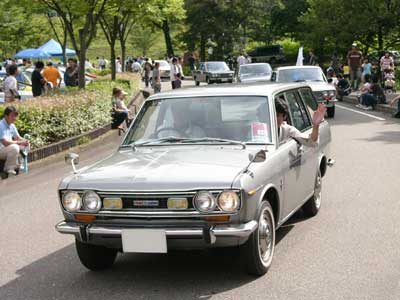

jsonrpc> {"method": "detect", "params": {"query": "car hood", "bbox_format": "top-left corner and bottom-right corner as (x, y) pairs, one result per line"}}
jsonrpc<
(209, 70), (234, 74)
(240, 75), (271, 82)
(304, 81), (335, 92)
(64, 147), (251, 191)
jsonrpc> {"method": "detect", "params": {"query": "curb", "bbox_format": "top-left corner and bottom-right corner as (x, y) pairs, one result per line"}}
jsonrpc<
(27, 90), (143, 163)
(342, 95), (397, 115)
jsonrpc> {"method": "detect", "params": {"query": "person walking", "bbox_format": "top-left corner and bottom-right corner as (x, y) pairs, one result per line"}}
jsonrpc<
(177, 57), (185, 80)
(31, 61), (46, 97)
(143, 58), (152, 88)
(152, 62), (162, 94)
(111, 87), (129, 130)
(347, 43), (363, 90)
(2, 64), (20, 102)
(42, 61), (62, 89)
(170, 57), (179, 89)
(188, 53), (196, 71)
(0, 106), (29, 176)
(65, 58), (79, 87)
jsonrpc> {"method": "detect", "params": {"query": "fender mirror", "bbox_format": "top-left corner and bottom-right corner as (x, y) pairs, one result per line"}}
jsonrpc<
(65, 153), (79, 174)
(248, 150), (266, 163)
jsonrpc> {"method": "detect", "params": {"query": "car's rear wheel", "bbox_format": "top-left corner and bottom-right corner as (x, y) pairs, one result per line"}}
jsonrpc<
(327, 105), (335, 118)
(241, 201), (275, 276)
(75, 239), (117, 271)
(302, 170), (322, 217)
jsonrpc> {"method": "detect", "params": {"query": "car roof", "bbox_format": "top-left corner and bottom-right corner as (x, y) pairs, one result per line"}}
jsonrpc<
(148, 82), (311, 100)
(276, 65), (322, 71)
(240, 63), (271, 67)
(201, 61), (227, 64)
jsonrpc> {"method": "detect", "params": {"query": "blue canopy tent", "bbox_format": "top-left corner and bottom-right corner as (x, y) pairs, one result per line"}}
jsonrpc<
(37, 39), (76, 57)
(15, 48), (52, 59)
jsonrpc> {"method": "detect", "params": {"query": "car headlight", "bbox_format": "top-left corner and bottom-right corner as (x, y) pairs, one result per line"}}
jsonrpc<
(194, 191), (216, 212)
(212, 74), (218, 77)
(82, 191), (102, 213)
(329, 90), (336, 97)
(62, 191), (82, 212)
(218, 191), (240, 212)
(322, 91), (329, 97)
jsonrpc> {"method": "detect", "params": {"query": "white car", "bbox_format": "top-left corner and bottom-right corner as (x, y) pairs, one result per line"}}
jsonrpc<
(272, 66), (337, 118)
(0, 71), (33, 103)
(154, 60), (171, 79)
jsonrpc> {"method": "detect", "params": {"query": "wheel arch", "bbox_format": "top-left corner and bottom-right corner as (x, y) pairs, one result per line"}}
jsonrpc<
(260, 185), (280, 226)
(319, 155), (327, 177)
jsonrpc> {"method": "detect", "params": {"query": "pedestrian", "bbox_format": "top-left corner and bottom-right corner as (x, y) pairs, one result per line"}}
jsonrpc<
(98, 56), (106, 70)
(174, 73), (182, 89)
(116, 57), (122, 73)
(0, 106), (29, 176)
(188, 53), (196, 71)
(31, 61), (46, 97)
(42, 61), (62, 89)
(177, 57), (185, 80)
(356, 75), (383, 110)
(347, 42), (363, 90)
(335, 74), (351, 100)
(111, 87), (129, 130)
(2, 64), (20, 102)
(361, 58), (372, 83)
(65, 58), (79, 87)
(143, 58), (152, 88)
(170, 57), (179, 89)
(380, 51), (394, 84)
(237, 53), (246, 66)
(152, 62), (161, 94)
(132, 58), (141, 73)
(308, 49), (317, 65)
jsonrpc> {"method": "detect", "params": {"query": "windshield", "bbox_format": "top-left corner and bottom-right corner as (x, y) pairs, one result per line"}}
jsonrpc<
(206, 62), (229, 72)
(156, 61), (169, 68)
(240, 64), (272, 76)
(123, 96), (272, 146)
(278, 68), (325, 82)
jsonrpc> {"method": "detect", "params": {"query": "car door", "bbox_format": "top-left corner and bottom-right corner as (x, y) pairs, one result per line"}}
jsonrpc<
(279, 90), (316, 217)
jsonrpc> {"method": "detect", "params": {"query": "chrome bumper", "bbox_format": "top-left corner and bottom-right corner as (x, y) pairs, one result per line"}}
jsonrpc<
(55, 221), (258, 244)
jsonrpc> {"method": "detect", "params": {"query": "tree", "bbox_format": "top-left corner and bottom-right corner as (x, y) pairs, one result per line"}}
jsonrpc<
(46, 10), (69, 66)
(41, 0), (107, 88)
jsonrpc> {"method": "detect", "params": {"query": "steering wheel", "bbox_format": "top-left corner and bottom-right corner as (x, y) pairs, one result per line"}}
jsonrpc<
(155, 127), (187, 138)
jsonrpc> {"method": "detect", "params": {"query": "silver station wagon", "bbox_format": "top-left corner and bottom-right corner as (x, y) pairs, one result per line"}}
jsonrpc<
(56, 83), (334, 275)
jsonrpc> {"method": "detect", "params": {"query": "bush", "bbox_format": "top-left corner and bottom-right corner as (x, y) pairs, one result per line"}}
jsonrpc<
(87, 68), (112, 76)
(1, 74), (139, 150)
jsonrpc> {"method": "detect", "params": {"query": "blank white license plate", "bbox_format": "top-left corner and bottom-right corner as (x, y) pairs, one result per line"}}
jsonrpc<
(121, 229), (167, 253)
(221, 78), (228, 82)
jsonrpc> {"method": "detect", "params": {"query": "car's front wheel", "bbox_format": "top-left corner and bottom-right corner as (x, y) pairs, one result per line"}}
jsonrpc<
(302, 170), (322, 217)
(75, 239), (118, 271)
(327, 105), (335, 118)
(241, 201), (275, 276)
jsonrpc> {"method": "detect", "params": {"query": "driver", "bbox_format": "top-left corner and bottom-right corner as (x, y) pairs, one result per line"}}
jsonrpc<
(158, 101), (206, 138)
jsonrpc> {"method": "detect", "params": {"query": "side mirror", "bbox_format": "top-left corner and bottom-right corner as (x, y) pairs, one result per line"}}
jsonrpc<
(248, 150), (266, 163)
(65, 153), (79, 174)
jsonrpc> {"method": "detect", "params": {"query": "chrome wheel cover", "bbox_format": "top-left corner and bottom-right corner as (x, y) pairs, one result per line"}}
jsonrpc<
(314, 173), (322, 209)
(257, 208), (274, 265)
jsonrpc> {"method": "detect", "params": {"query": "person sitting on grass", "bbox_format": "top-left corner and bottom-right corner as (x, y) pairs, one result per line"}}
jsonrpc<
(0, 106), (29, 176)
(111, 87), (130, 131)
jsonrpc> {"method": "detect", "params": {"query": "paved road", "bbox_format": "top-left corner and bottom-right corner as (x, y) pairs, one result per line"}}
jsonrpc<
(1, 84), (400, 299)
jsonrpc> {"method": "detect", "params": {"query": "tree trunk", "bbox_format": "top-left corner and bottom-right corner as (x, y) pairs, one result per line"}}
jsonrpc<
(200, 33), (206, 62)
(162, 20), (174, 57)
(110, 41), (116, 81)
(62, 29), (67, 67)
(377, 25), (384, 51)
(120, 43), (126, 72)
(78, 29), (87, 89)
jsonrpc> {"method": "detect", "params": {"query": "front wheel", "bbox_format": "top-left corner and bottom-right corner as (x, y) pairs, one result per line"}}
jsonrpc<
(241, 201), (275, 276)
(75, 239), (118, 271)
(327, 105), (335, 118)
(302, 170), (322, 217)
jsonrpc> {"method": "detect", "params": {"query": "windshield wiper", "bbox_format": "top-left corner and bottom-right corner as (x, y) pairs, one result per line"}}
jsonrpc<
(294, 79), (306, 82)
(135, 136), (185, 145)
(180, 137), (246, 149)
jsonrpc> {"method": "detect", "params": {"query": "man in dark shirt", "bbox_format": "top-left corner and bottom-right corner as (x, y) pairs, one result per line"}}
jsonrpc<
(335, 74), (351, 101)
(347, 43), (363, 90)
(65, 58), (78, 87)
(31, 61), (46, 97)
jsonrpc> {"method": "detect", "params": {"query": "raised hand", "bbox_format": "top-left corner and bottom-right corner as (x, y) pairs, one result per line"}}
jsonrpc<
(312, 104), (326, 127)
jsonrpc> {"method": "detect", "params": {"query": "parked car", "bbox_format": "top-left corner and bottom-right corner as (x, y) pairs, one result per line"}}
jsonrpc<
(192, 61), (234, 85)
(248, 45), (286, 65)
(154, 60), (171, 79)
(237, 63), (272, 83)
(56, 83), (334, 275)
(0, 71), (33, 103)
(271, 66), (337, 118)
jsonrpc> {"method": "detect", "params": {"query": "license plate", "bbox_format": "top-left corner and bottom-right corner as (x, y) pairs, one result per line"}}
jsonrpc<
(133, 200), (159, 207)
(221, 78), (228, 82)
(121, 229), (167, 253)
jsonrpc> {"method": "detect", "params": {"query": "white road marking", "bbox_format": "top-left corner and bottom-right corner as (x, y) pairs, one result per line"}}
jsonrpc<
(336, 104), (386, 121)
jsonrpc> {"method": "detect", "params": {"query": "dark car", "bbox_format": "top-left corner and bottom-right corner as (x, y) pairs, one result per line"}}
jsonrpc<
(248, 45), (286, 64)
(192, 61), (234, 85)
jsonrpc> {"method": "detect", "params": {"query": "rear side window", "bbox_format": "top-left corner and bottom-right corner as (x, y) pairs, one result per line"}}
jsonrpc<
(299, 88), (318, 117)
(285, 91), (312, 131)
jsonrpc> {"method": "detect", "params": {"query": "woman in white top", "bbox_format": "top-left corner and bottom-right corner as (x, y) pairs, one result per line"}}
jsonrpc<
(2, 65), (20, 103)
(111, 87), (129, 130)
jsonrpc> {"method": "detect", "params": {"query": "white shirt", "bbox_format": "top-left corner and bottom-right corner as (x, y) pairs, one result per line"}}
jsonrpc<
(132, 62), (141, 72)
(237, 55), (246, 65)
(170, 64), (178, 81)
(279, 122), (317, 147)
(177, 64), (184, 77)
(2, 76), (18, 98)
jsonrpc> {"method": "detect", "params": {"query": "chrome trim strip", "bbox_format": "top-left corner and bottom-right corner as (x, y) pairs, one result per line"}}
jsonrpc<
(55, 220), (258, 239)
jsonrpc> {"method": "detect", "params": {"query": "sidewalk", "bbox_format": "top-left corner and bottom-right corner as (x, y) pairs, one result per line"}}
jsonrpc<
(343, 91), (399, 115)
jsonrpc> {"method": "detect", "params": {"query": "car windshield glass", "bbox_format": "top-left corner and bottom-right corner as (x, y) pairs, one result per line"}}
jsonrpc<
(240, 64), (272, 76)
(123, 96), (272, 146)
(279, 68), (325, 82)
(206, 62), (229, 71)
(157, 61), (169, 68)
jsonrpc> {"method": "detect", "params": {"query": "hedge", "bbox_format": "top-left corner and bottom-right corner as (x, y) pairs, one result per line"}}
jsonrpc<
(0, 73), (139, 150)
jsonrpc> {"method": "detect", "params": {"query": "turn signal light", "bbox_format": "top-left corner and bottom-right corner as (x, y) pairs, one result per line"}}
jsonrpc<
(205, 215), (230, 222)
(74, 214), (96, 222)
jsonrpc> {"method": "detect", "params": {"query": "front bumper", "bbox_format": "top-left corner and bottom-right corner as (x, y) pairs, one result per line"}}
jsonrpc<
(55, 220), (258, 246)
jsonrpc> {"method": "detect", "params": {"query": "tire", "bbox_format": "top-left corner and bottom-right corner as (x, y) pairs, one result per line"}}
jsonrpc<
(195, 77), (200, 86)
(228, 80), (233, 83)
(241, 201), (275, 276)
(302, 170), (322, 217)
(75, 239), (117, 271)
(327, 105), (335, 118)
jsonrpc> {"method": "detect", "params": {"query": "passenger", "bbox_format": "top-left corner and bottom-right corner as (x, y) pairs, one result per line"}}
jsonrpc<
(275, 98), (326, 147)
